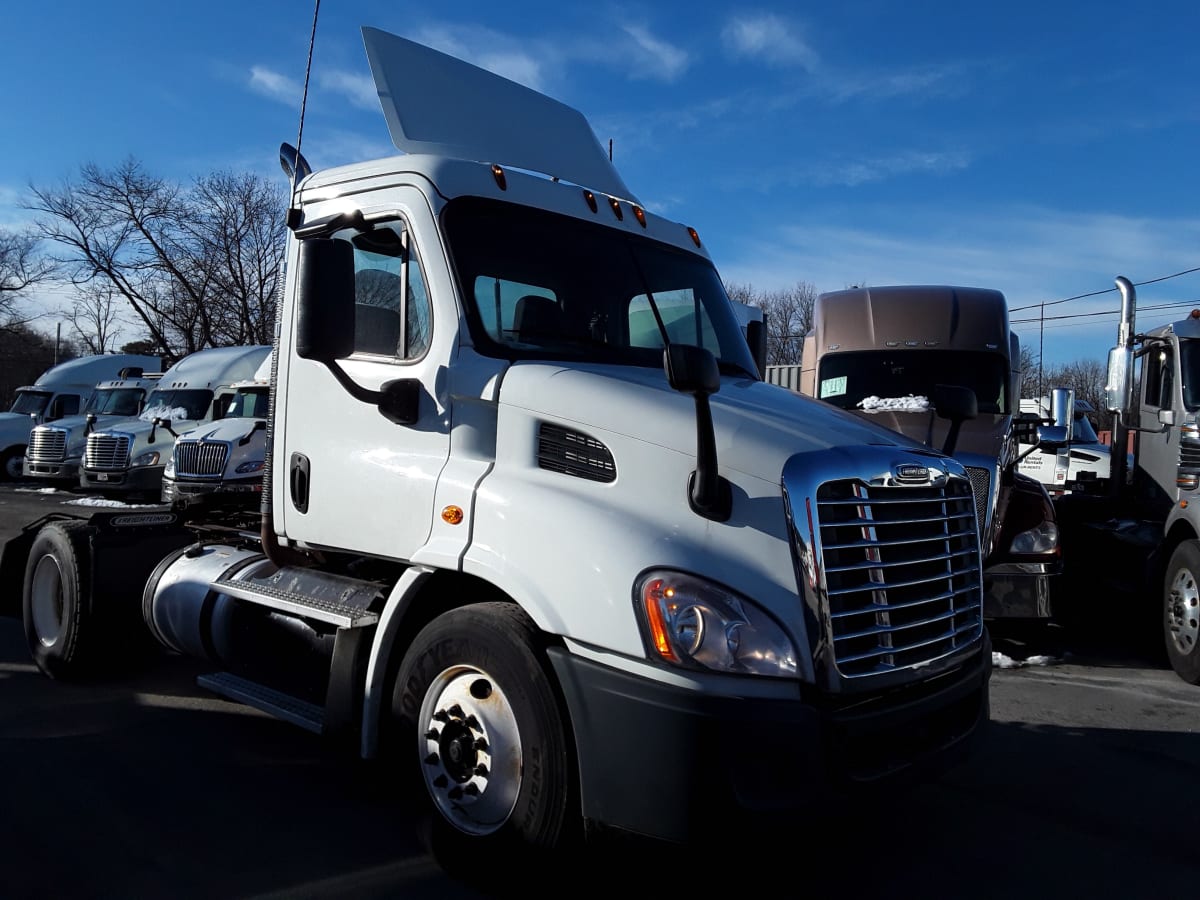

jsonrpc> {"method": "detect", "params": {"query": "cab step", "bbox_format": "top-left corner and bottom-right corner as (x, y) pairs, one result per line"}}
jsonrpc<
(210, 565), (381, 628)
(197, 671), (326, 734)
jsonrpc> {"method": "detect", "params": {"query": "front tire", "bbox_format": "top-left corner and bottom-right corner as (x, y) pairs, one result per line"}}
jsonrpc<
(1163, 541), (1200, 684)
(391, 602), (579, 861)
(22, 521), (97, 679)
(1, 447), (24, 481)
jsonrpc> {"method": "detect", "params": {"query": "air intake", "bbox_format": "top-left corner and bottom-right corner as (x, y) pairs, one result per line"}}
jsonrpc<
(537, 423), (615, 483)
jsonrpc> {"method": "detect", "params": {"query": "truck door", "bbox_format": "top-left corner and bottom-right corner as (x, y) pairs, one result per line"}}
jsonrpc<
(1137, 342), (1181, 514)
(280, 202), (448, 561)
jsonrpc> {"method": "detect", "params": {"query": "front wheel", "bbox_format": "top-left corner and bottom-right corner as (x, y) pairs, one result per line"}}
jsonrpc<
(1163, 542), (1200, 684)
(391, 602), (579, 861)
(1, 447), (24, 481)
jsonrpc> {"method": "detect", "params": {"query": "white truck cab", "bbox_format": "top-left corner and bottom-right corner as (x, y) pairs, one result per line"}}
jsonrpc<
(2, 28), (991, 855)
(80, 345), (271, 496)
(0, 354), (161, 481)
(161, 355), (271, 507)
(1017, 394), (1111, 495)
(24, 368), (164, 484)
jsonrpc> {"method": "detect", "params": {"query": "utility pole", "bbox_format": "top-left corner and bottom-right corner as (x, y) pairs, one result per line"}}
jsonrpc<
(54, 322), (61, 365)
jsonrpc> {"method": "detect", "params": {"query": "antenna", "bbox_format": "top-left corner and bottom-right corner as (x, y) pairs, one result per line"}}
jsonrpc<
(281, 1), (320, 229)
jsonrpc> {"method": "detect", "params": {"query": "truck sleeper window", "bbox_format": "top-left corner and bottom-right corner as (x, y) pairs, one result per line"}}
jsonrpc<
(444, 196), (757, 376)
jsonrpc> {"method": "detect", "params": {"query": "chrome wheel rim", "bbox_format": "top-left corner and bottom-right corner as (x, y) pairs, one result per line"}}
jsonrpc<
(30, 555), (65, 648)
(1168, 566), (1200, 657)
(418, 664), (521, 835)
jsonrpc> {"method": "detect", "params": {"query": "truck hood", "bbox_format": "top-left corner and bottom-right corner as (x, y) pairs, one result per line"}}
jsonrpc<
(0, 411), (35, 445)
(499, 363), (930, 482)
(847, 410), (1011, 468)
(97, 416), (205, 449)
(178, 418), (265, 445)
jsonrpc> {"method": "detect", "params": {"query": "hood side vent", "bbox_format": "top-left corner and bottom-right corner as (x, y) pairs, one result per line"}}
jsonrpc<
(537, 423), (616, 483)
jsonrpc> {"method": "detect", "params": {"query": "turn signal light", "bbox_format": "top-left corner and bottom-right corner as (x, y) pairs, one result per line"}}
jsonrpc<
(441, 505), (464, 525)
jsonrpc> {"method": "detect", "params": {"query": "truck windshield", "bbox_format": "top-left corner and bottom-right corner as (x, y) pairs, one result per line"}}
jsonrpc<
(10, 390), (52, 415)
(817, 350), (1010, 414)
(1180, 340), (1200, 411)
(226, 387), (269, 419)
(86, 388), (145, 417)
(442, 196), (758, 377)
(140, 389), (213, 422)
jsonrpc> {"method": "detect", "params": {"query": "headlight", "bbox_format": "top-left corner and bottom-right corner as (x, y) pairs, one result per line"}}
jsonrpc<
(634, 570), (797, 677)
(131, 450), (161, 468)
(235, 460), (265, 475)
(1009, 520), (1059, 554)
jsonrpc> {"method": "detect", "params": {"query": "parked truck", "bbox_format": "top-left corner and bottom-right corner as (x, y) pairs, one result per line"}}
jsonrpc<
(1016, 394), (1111, 496)
(1054, 276), (1200, 684)
(779, 285), (1066, 620)
(161, 355), (271, 508)
(0, 28), (992, 856)
(79, 345), (271, 498)
(0, 354), (161, 481)
(23, 367), (164, 485)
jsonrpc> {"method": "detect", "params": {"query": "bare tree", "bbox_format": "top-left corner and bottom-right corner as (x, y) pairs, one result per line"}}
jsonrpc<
(1018, 342), (1041, 400)
(28, 159), (286, 362)
(726, 280), (817, 366)
(66, 282), (125, 354)
(0, 228), (56, 335)
(1043, 357), (1111, 431)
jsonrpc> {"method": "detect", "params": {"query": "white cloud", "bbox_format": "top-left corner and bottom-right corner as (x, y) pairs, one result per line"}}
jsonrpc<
(248, 66), (302, 105)
(620, 24), (690, 81)
(412, 25), (547, 91)
(722, 13), (819, 69)
(319, 70), (378, 111)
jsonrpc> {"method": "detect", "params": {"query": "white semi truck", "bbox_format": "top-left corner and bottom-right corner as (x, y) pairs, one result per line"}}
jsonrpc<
(23, 367), (164, 485)
(1055, 276), (1200, 684)
(161, 355), (271, 507)
(79, 345), (271, 498)
(0, 28), (991, 855)
(1016, 394), (1111, 496)
(0, 354), (161, 481)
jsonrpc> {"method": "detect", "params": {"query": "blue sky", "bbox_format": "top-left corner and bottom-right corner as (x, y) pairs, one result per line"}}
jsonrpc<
(2, 1), (1197, 367)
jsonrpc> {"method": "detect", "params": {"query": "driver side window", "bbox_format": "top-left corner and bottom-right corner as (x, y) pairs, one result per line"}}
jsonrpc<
(351, 225), (431, 360)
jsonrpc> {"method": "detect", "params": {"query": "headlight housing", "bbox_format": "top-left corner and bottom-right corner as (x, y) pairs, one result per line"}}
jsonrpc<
(1008, 520), (1059, 554)
(634, 570), (797, 677)
(235, 460), (265, 475)
(131, 450), (161, 468)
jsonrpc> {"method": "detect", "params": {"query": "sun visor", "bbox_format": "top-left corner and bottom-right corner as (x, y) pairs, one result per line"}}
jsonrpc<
(361, 27), (637, 202)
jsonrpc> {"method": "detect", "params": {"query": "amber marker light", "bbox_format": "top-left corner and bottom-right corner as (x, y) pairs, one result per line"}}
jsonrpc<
(608, 197), (623, 220)
(491, 164), (507, 190)
(441, 505), (464, 525)
(632, 206), (647, 228)
(687, 226), (701, 247)
(583, 190), (598, 212)
(642, 578), (679, 662)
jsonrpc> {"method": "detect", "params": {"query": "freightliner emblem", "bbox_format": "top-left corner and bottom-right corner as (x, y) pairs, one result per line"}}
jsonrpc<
(894, 463), (931, 484)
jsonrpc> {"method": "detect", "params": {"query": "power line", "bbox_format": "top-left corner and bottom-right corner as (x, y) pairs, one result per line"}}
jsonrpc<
(1012, 298), (1200, 325)
(1010, 265), (1200, 313)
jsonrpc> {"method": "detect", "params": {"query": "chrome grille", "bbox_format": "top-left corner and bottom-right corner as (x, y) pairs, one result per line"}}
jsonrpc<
(28, 427), (68, 463)
(817, 477), (983, 678)
(85, 434), (131, 470)
(964, 466), (991, 543)
(173, 440), (230, 478)
(1180, 439), (1200, 469)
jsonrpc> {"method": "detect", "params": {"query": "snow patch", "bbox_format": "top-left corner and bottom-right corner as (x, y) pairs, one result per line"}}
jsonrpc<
(993, 651), (1061, 669)
(15, 487), (61, 495)
(64, 497), (161, 509)
(857, 395), (931, 412)
(140, 404), (190, 423)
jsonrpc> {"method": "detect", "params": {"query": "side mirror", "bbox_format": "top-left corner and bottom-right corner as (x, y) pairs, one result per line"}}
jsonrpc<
(932, 384), (977, 457)
(296, 238), (356, 363)
(745, 319), (767, 378)
(663, 344), (729, 521)
(665, 344), (720, 396)
(1035, 424), (1070, 450)
(1105, 346), (1132, 414)
(1049, 387), (1075, 441)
